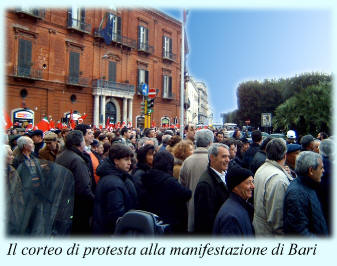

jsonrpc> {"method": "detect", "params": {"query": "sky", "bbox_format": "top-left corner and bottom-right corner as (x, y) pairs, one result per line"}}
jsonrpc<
(162, 8), (332, 123)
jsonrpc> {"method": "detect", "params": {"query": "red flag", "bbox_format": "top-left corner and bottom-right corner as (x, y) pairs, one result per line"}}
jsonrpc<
(3, 110), (12, 130)
(56, 121), (62, 129)
(176, 123), (180, 129)
(37, 117), (49, 132)
(170, 124), (174, 129)
(105, 117), (110, 129)
(122, 121), (126, 128)
(127, 121), (132, 128)
(152, 121), (156, 128)
(49, 119), (55, 130)
(99, 125), (103, 130)
(80, 113), (88, 120)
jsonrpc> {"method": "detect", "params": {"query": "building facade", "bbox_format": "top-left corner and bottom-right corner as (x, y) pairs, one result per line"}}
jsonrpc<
(196, 81), (209, 125)
(184, 75), (199, 125)
(6, 8), (182, 129)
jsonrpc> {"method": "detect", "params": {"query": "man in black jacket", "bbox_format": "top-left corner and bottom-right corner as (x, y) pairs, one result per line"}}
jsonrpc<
(242, 130), (262, 169)
(55, 130), (95, 234)
(194, 143), (230, 234)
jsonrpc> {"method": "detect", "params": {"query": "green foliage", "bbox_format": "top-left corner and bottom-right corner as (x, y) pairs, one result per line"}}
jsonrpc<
(273, 81), (332, 136)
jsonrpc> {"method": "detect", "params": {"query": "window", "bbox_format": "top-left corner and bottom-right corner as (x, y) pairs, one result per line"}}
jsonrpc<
(69, 7), (86, 30)
(108, 61), (116, 82)
(138, 26), (148, 50)
(18, 39), (32, 76)
(69, 51), (80, 84)
(162, 75), (172, 98)
(162, 36), (172, 59)
(137, 69), (149, 94)
(107, 13), (121, 41)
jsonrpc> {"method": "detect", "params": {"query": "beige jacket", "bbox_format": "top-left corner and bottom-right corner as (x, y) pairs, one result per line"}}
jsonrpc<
(253, 159), (293, 236)
(179, 147), (209, 232)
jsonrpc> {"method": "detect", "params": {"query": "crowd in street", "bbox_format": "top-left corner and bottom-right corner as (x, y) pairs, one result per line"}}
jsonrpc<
(5, 123), (333, 236)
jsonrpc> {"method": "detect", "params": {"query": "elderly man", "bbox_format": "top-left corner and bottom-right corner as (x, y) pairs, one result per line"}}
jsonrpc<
(253, 138), (293, 236)
(55, 130), (95, 234)
(213, 165), (255, 236)
(284, 151), (328, 236)
(38, 132), (60, 161)
(12, 136), (36, 169)
(300, 134), (315, 151)
(194, 143), (230, 234)
(179, 129), (214, 233)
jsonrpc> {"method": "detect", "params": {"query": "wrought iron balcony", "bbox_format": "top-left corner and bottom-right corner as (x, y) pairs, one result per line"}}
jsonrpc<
(67, 13), (91, 33)
(16, 8), (45, 19)
(93, 79), (135, 94)
(162, 50), (176, 61)
(94, 28), (137, 49)
(138, 42), (154, 54)
(66, 75), (89, 87)
(12, 65), (42, 80)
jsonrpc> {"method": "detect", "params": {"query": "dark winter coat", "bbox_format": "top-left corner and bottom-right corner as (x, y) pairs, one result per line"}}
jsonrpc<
(242, 143), (260, 169)
(284, 175), (328, 236)
(131, 162), (151, 209)
(142, 169), (192, 233)
(317, 155), (331, 232)
(194, 166), (229, 234)
(92, 158), (138, 234)
(250, 150), (266, 174)
(55, 147), (95, 234)
(213, 192), (254, 236)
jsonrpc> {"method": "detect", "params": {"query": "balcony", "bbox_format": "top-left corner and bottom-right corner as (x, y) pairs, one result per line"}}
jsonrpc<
(11, 65), (42, 81)
(94, 28), (137, 49)
(162, 50), (176, 62)
(67, 13), (91, 34)
(66, 75), (89, 87)
(93, 79), (135, 97)
(138, 42), (154, 54)
(16, 8), (45, 19)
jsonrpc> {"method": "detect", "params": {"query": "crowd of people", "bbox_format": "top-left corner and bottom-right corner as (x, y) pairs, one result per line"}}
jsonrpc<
(5, 123), (333, 237)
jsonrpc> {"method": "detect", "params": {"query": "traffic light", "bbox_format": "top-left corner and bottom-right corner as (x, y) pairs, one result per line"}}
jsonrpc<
(140, 100), (146, 115)
(147, 99), (154, 113)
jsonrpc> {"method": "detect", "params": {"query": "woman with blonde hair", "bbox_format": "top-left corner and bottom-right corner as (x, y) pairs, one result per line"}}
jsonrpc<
(172, 140), (194, 179)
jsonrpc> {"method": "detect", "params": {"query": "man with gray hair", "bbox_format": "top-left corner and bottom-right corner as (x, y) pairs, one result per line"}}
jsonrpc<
(317, 139), (333, 232)
(194, 142), (230, 234)
(179, 129), (214, 233)
(283, 151), (328, 236)
(253, 138), (293, 236)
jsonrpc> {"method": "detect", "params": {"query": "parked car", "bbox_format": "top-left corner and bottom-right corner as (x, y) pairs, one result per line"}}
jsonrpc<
(270, 133), (286, 139)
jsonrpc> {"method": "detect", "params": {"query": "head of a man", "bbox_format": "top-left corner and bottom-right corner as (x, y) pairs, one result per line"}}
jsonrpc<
(153, 150), (174, 176)
(226, 166), (254, 200)
(286, 130), (297, 144)
(17, 136), (34, 154)
(65, 130), (85, 152)
(295, 151), (324, 183)
(44, 132), (58, 152)
(184, 124), (196, 142)
(195, 129), (213, 148)
(251, 130), (262, 144)
(266, 138), (287, 165)
(109, 143), (134, 172)
(224, 139), (237, 160)
(319, 139), (333, 158)
(286, 144), (301, 170)
(300, 135), (315, 152)
(75, 124), (93, 146)
(216, 132), (224, 143)
(121, 127), (131, 140)
(208, 143), (230, 173)
(31, 130), (44, 144)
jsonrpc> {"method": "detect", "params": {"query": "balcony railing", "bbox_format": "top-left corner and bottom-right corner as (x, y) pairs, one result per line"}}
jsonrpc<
(16, 8), (45, 19)
(67, 13), (91, 33)
(162, 50), (176, 61)
(138, 42), (154, 54)
(66, 75), (89, 87)
(12, 65), (42, 80)
(94, 29), (137, 49)
(93, 79), (135, 94)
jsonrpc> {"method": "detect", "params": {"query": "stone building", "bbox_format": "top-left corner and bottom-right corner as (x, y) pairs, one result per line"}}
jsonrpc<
(6, 8), (182, 129)
(196, 81), (209, 125)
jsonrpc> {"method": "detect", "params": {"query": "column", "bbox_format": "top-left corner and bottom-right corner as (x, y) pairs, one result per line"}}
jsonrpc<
(128, 98), (133, 126)
(93, 95), (99, 127)
(123, 97), (127, 123)
(102, 95), (106, 127)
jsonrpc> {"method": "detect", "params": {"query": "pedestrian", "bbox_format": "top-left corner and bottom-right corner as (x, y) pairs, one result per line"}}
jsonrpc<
(30, 129), (45, 157)
(172, 140), (194, 179)
(179, 129), (214, 233)
(142, 150), (192, 233)
(284, 151), (328, 236)
(242, 130), (262, 169)
(92, 143), (137, 234)
(194, 143), (230, 234)
(300, 134), (315, 151)
(39, 132), (60, 162)
(286, 130), (297, 144)
(213, 165), (254, 236)
(253, 138), (293, 236)
(285, 143), (301, 179)
(249, 136), (273, 174)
